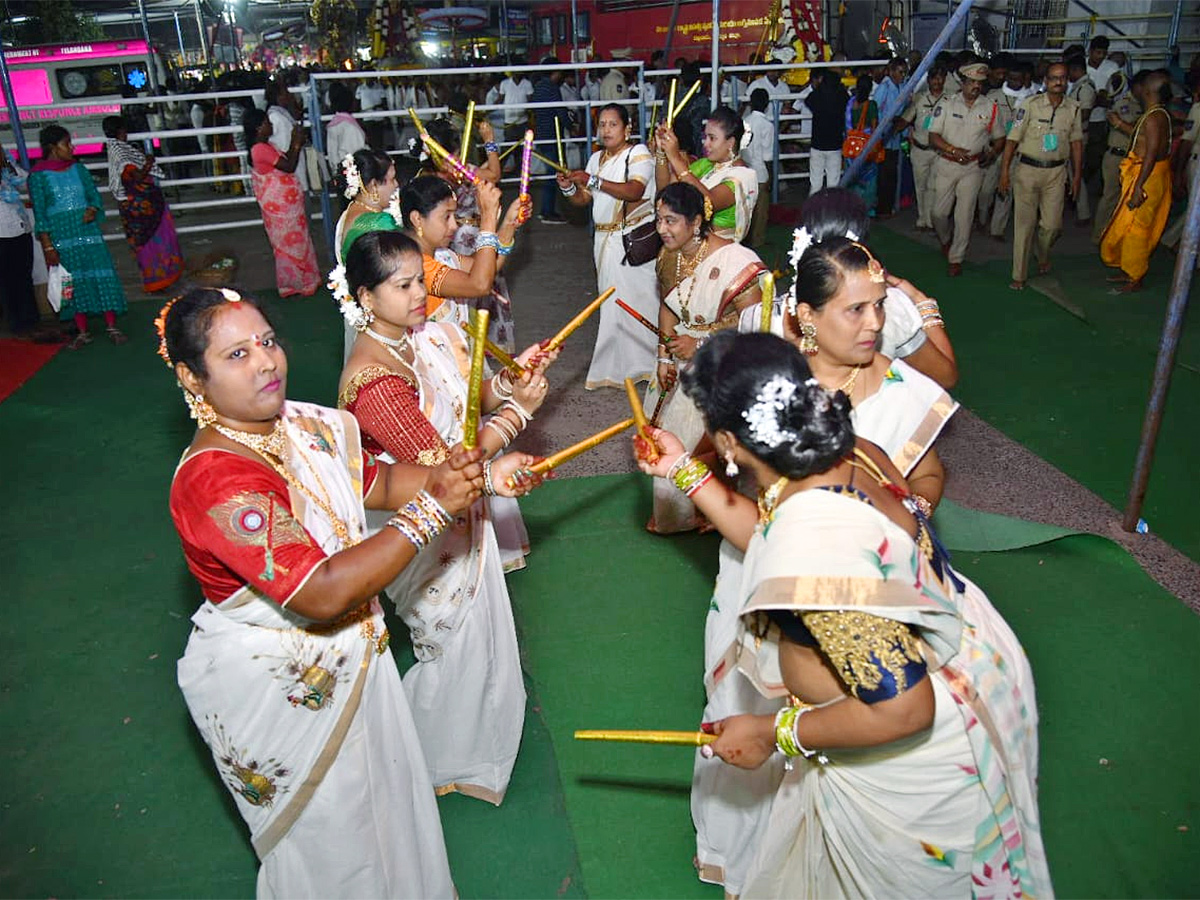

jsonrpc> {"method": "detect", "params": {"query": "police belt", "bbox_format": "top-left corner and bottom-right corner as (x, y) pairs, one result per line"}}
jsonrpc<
(939, 150), (981, 165)
(1018, 155), (1066, 169)
(1107, 146), (1127, 157)
(910, 137), (930, 150)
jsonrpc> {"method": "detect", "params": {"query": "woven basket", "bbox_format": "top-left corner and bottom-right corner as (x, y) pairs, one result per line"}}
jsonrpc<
(187, 252), (239, 287)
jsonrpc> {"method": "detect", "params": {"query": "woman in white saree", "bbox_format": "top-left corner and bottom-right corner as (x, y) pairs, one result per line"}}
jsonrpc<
(556, 103), (659, 389)
(336, 231), (555, 805)
(646, 182), (765, 534)
(655, 104), (759, 242)
(695, 234), (958, 895)
(636, 331), (1051, 900)
(163, 287), (537, 897)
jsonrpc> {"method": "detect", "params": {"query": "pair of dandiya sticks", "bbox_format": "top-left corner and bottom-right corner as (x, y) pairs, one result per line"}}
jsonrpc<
(460, 286), (657, 478)
(613, 268), (777, 341)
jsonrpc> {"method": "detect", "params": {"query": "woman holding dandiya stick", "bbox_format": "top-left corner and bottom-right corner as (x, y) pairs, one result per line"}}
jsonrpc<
(634, 331), (1050, 900)
(411, 118), (516, 351)
(556, 103), (660, 391)
(693, 223), (960, 896)
(163, 285), (491, 897)
(645, 183), (765, 534)
(335, 230), (554, 804)
(402, 174), (528, 352)
(654, 104), (760, 242)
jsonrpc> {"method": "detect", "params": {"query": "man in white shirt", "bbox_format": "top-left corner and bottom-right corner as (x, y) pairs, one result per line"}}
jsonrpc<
(498, 70), (534, 145)
(747, 69), (791, 116)
(741, 89), (775, 247)
(1085, 36), (1120, 214)
(355, 77), (386, 113)
(599, 61), (628, 102)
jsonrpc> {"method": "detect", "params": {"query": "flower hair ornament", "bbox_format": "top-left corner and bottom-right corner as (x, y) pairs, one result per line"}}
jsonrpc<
(703, 196), (714, 222)
(327, 264), (372, 331)
(342, 153), (363, 200)
(785, 227), (869, 314)
(386, 189), (404, 226)
(742, 375), (800, 448)
(153, 297), (179, 367)
(407, 136), (429, 163)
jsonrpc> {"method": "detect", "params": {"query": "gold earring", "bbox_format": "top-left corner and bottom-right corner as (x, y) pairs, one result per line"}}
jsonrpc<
(184, 389), (218, 428)
(724, 450), (739, 478)
(799, 322), (819, 356)
(416, 222), (424, 239)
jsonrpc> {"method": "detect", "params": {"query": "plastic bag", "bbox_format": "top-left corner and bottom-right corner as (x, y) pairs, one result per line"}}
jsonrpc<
(47, 263), (74, 313)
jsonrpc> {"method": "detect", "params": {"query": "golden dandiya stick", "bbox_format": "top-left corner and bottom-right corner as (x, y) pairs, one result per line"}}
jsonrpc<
(497, 141), (521, 162)
(530, 149), (570, 175)
(668, 80), (702, 127)
(462, 309), (490, 450)
(760, 270), (775, 333)
(554, 115), (565, 169)
(459, 100), (475, 161)
(484, 338), (526, 376)
(667, 78), (677, 126)
(525, 418), (635, 477)
(575, 729), (716, 746)
(648, 101), (659, 137)
(616, 298), (672, 343)
(625, 378), (659, 463)
(407, 106), (425, 134)
(546, 286), (616, 350)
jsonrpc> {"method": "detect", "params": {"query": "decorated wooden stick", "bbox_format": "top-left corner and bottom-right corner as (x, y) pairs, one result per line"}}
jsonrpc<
(407, 106), (425, 134)
(462, 309), (490, 450)
(668, 80), (702, 127)
(574, 729), (716, 746)
(420, 131), (480, 186)
(459, 99), (475, 161)
(530, 149), (570, 175)
(650, 389), (669, 426)
(625, 378), (659, 463)
(616, 298), (672, 343)
(523, 418), (635, 478)
(546, 287), (616, 350)
(666, 78), (677, 126)
(497, 141), (520, 162)
(760, 270), (775, 333)
(484, 338), (526, 377)
(648, 101), (659, 138)
(554, 115), (565, 169)
(518, 129), (534, 200)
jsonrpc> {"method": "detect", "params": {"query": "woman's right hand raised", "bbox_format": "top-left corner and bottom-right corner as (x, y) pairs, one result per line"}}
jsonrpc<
(422, 445), (485, 516)
(476, 179), (501, 216)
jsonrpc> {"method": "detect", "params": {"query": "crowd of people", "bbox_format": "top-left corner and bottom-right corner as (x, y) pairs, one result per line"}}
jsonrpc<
(5, 38), (1200, 899)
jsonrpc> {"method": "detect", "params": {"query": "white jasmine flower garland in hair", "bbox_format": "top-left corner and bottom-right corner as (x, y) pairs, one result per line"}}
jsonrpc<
(327, 264), (371, 331)
(785, 226), (860, 314)
(742, 375), (800, 448)
(386, 189), (403, 226)
(342, 154), (362, 199)
(407, 136), (429, 162)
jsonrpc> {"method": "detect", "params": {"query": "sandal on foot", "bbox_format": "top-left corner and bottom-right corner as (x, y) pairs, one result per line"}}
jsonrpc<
(67, 331), (93, 350)
(106, 327), (129, 345)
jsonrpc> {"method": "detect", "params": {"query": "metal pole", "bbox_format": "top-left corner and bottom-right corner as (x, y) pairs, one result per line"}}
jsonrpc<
(664, 0), (683, 61)
(309, 76), (337, 260)
(1167, 0), (1184, 63)
(1120, 156), (1200, 532)
(137, 0), (161, 92)
(841, 0), (975, 188)
(195, 0), (214, 82)
(710, 0), (720, 112)
(771, 98), (780, 203)
(571, 0), (578, 62)
(174, 11), (186, 60)
(0, 48), (30, 169)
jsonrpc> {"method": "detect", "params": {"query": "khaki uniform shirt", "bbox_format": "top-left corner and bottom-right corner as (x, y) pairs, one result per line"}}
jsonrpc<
(1106, 92), (1143, 152)
(928, 92), (1006, 154)
(1008, 94), (1084, 162)
(1068, 77), (1097, 120)
(902, 88), (946, 147)
(988, 87), (1019, 137)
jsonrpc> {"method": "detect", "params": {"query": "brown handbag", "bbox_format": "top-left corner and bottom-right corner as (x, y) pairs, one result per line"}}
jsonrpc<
(619, 148), (662, 267)
(842, 101), (887, 164)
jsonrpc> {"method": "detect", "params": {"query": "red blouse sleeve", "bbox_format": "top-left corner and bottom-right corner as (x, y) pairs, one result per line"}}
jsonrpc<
(251, 142), (280, 175)
(342, 368), (449, 466)
(169, 451), (329, 605)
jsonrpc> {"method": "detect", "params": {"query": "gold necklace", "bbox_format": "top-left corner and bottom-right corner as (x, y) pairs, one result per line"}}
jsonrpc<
(212, 418), (357, 549)
(757, 475), (789, 526)
(674, 237), (710, 324)
(835, 364), (862, 397)
(353, 196), (383, 212)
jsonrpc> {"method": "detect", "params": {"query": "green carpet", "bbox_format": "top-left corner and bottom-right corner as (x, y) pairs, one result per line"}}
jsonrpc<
(868, 226), (1200, 563)
(510, 474), (1200, 898)
(933, 498), (1080, 551)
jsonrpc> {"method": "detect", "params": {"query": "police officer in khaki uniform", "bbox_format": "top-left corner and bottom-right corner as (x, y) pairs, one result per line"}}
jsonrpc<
(899, 65), (948, 230)
(978, 74), (1019, 235)
(999, 61), (1084, 289)
(1092, 76), (1142, 243)
(1066, 55), (1098, 221)
(928, 62), (1007, 276)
